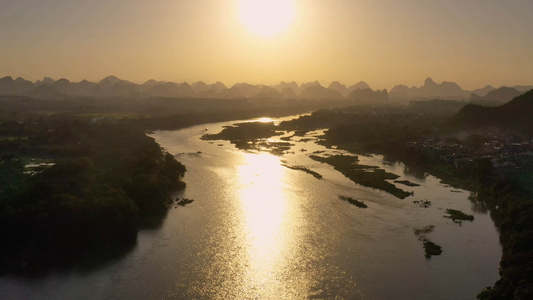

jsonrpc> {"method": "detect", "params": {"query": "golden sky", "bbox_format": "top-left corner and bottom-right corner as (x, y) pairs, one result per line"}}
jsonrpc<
(1, 0), (532, 90)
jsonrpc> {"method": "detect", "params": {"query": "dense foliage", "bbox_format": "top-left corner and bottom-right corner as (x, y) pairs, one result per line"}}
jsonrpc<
(0, 119), (185, 273)
(476, 179), (533, 299)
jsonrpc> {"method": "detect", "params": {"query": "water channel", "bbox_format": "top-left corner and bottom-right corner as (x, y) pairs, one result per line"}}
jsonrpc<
(0, 115), (501, 299)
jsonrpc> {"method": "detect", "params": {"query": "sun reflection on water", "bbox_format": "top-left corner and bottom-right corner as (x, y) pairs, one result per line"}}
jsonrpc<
(236, 152), (294, 296)
(240, 153), (285, 246)
(256, 117), (274, 123)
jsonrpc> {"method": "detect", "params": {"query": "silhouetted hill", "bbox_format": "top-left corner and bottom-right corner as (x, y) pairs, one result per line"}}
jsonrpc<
(470, 87), (522, 105)
(93, 76), (138, 97)
(419, 77), (468, 99)
(0, 76), (15, 94)
(217, 86), (241, 99)
(281, 87), (297, 99)
(35, 77), (56, 86)
(142, 79), (164, 89)
(178, 82), (194, 97)
(299, 85), (343, 100)
(390, 77), (469, 101)
(347, 88), (388, 103)
(30, 83), (61, 99)
(0, 77), (34, 95)
(15, 78), (35, 96)
(298, 81), (321, 95)
(514, 85), (533, 93)
(328, 81), (348, 96)
(471, 85), (495, 97)
(71, 79), (96, 96)
(274, 81), (299, 94)
(389, 84), (410, 100)
(52, 78), (72, 93)
(451, 89), (533, 133)
(191, 81), (209, 93)
(247, 86), (281, 99)
(232, 83), (262, 98)
(98, 75), (130, 85)
(212, 82), (227, 92)
(196, 82), (229, 98)
(347, 81), (370, 94)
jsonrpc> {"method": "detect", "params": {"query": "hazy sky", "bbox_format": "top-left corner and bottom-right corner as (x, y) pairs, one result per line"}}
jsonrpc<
(1, 0), (532, 90)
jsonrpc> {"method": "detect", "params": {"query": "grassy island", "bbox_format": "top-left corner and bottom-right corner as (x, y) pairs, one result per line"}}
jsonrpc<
(414, 225), (442, 258)
(339, 195), (368, 208)
(310, 154), (411, 199)
(394, 180), (421, 187)
(422, 240), (443, 257)
(201, 122), (294, 154)
(202, 122), (280, 145)
(282, 164), (322, 179)
(444, 209), (474, 221)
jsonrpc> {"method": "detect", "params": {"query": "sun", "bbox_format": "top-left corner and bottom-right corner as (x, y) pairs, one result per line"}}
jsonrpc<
(237, 0), (297, 38)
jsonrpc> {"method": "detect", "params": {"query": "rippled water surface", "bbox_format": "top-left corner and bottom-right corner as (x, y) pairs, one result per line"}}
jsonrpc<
(0, 116), (501, 299)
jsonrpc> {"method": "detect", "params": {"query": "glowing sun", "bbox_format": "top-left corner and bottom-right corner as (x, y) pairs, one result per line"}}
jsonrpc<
(237, 0), (297, 38)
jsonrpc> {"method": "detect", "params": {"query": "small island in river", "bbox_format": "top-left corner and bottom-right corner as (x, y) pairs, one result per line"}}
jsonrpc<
(339, 195), (368, 208)
(310, 155), (412, 199)
(394, 180), (421, 187)
(414, 225), (443, 258)
(444, 209), (474, 221)
(281, 164), (322, 179)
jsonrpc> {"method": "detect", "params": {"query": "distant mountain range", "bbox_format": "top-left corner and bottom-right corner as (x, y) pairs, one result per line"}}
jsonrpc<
(390, 77), (532, 101)
(0, 75), (531, 104)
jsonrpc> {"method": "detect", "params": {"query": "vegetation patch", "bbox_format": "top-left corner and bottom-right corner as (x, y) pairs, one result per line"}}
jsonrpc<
(175, 198), (194, 207)
(0, 121), (187, 274)
(201, 122), (293, 154)
(282, 164), (322, 179)
(339, 195), (368, 208)
(201, 121), (282, 144)
(310, 154), (411, 199)
(394, 180), (421, 187)
(413, 200), (432, 208)
(414, 225), (435, 236)
(422, 240), (443, 257)
(414, 225), (443, 258)
(444, 209), (474, 221)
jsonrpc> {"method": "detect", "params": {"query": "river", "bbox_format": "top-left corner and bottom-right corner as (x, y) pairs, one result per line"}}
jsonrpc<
(0, 115), (501, 299)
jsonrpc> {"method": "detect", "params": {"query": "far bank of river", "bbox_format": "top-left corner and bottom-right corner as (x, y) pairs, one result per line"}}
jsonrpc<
(0, 114), (501, 300)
